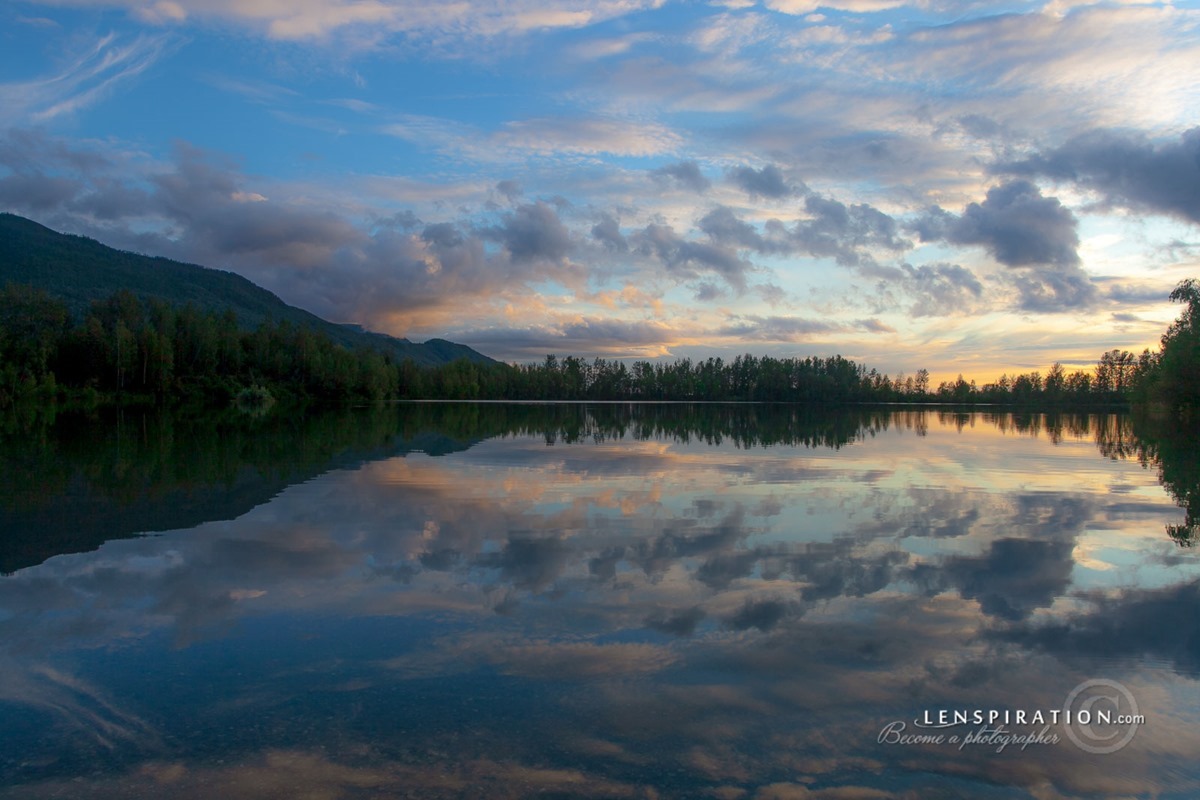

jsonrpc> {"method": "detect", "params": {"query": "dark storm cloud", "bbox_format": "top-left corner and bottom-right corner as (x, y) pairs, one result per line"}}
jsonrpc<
(627, 509), (752, 578)
(726, 164), (797, 200)
(917, 180), (1080, 268)
(651, 160), (711, 193)
(997, 128), (1200, 224)
(912, 180), (1094, 312)
(418, 548), (462, 571)
(696, 551), (761, 589)
(631, 222), (750, 291)
(145, 142), (364, 266)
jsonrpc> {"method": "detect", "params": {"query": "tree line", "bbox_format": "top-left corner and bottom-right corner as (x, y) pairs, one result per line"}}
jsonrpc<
(0, 280), (1196, 412)
(0, 286), (399, 407)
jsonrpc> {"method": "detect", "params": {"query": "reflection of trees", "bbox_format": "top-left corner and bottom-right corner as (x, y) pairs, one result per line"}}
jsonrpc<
(0, 405), (414, 572)
(395, 402), (898, 450)
(985, 410), (1132, 446)
(5, 402), (1194, 571)
(1122, 414), (1200, 547)
(1090, 411), (1199, 545)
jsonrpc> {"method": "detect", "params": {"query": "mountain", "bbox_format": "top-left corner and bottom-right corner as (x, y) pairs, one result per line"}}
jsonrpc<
(0, 213), (494, 367)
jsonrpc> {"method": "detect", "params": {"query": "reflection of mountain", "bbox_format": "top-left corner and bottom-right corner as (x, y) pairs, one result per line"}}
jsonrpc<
(2, 403), (1191, 573)
(0, 407), (481, 574)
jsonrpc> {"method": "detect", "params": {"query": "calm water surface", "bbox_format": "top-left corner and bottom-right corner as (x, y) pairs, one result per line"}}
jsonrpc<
(1, 403), (1197, 799)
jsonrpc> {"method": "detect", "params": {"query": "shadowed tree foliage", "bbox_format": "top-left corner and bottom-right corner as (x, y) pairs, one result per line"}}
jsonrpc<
(1132, 278), (1200, 415)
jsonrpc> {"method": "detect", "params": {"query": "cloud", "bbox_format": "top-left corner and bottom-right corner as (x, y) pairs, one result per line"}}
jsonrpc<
(0, 33), (174, 125)
(383, 113), (682, 162)
(725, 598), (793, 632)
(484, 201), (573, 263)
(454, 317), (678, 359)
(645, 606), (706, 637)
(913, 180), (1095, 312)
(790, 194), (907, 266)
(765, 0), (905, 13)
(494, 116), (682, 157)
(631, 222), (751, 291)
(698, 206), (771, 251)
(1007, 269), (1097, 313)
(857, 261), (984, 318)
(726, 164), (797, 200)
(43, 0), (664, 47)
(476, 535), (572, 593)
(996, 128), (1200, 224)
(494, 179), (523, 202)
(918, 180), (1080, 268)
(994, 579), (1200, 675)
(715, 314), (838, 342)
(911, 537), (1077, 621)
(698, 200), (908, 268)
(0, 132), (598, 334)
(0, 172), (81, 211)
(590, 212), (628, 253)
(651, 160), (711, 193)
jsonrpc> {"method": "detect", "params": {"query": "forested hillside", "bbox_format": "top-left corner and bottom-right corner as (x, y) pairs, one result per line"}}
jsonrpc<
(0, 213), (491, 368)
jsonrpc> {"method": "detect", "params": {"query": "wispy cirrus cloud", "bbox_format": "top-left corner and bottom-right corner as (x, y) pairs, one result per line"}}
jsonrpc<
(40, 0), (667, 46)
(0, 32), (175, 124)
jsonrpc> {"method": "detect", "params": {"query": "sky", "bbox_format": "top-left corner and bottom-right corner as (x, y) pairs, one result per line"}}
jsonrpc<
(1, 0), (1198, 381)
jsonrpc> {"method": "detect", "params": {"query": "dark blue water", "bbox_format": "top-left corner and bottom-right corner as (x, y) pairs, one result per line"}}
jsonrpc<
(1, 405), (1196, 798)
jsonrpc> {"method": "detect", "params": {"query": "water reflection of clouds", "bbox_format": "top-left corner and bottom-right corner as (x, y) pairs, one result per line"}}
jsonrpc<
(1, 414), (1197, 798)
(0, 423), (1188, 655)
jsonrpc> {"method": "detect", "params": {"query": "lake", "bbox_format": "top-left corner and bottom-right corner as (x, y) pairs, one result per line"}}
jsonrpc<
(1, 402), (1197, 799)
